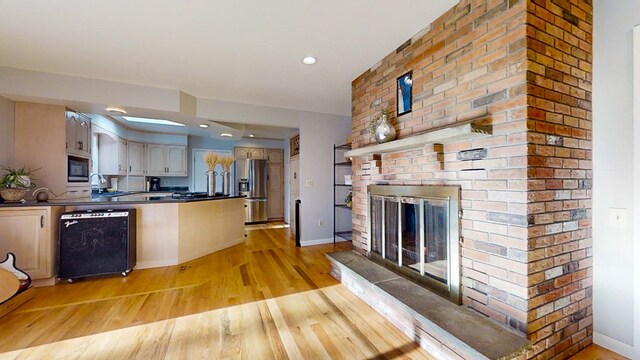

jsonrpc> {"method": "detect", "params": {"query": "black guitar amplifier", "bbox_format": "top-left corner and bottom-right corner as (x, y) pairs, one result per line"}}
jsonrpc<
(58, 209), (136, 281)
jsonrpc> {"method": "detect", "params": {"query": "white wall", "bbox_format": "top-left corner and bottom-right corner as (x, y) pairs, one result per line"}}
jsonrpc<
(298, 114), (351, 244)
(593, 1), (638, 357)
(0, 66), (181, 113)
(0, 96), (14, 167)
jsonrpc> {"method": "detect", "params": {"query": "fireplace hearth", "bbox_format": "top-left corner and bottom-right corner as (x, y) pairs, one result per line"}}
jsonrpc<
(367, 185), (461, 304)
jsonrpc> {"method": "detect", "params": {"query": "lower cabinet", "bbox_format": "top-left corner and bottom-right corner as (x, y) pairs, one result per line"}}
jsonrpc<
(0, 207), (63, 280)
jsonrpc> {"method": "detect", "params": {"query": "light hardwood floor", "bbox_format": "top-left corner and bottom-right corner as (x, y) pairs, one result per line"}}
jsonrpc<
(0, 223), (434, 359)
(569, 344), (630, 360)
(0, 222), (627, 360)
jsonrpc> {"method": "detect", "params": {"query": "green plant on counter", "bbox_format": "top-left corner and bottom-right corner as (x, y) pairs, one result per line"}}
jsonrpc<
(0, 166), (39, 188)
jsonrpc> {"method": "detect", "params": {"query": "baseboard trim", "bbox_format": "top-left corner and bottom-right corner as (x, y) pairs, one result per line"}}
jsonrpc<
(300, 237), (349, 246)
(593, 332), (634, 358)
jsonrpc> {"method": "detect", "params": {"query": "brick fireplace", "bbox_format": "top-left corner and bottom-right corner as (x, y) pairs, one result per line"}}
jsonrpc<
(346, 0), (592, 359)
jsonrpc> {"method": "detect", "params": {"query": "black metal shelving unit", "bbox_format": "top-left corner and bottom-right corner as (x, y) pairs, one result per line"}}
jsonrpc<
(333, 143), (352, 243)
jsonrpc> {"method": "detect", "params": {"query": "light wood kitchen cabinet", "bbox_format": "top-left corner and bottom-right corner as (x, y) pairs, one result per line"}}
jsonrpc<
(64, 186), (92, 199)
(146, 144), (166, 175)
(98, 134), (127, 175)
(0, 207), (63, 281)
(234, 147), (264, 159)
(266, 148), (285, 219)
(127, 141), (145, 175)
(118, 139), (128, 174)
(266, 148), (284, 163)
(146, 144), (187, 176)
(66, 111), (91, 157)
(166, 145), (187, 176)
(267, 163), (284, 219)
(15, 102), (90, 198)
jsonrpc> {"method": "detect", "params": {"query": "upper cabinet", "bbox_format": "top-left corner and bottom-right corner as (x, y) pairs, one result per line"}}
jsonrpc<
(146, 144), (187, 177)
(234, 147), (265, 159)
(146, 144), (166, 175)
(98, 134), (127, 175)
(127, 141), (145, 176)
(93, 124), (187, 178)
(166, 145), (187, 176)
(235, 147), (283, 163)
(266, 149), (284, 164)
(66, 111), (91, 158)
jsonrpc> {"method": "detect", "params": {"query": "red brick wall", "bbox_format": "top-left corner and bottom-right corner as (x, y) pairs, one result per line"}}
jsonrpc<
(524, 0), (593, 358)
(350, 0), (592, 359)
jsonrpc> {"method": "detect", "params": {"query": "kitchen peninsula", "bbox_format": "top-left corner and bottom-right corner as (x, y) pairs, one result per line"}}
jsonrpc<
(0, 195), (245, 286)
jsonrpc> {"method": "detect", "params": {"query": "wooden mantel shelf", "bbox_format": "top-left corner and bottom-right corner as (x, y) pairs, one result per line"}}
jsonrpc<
(345, 122), (492, 158)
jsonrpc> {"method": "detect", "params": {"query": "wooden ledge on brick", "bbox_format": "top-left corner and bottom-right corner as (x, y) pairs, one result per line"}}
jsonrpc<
(345, 121), (492, 158)
(327, 251), (530, 360)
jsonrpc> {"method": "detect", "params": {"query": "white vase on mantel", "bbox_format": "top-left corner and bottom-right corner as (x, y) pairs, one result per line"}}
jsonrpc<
(374, 114), (396, 144)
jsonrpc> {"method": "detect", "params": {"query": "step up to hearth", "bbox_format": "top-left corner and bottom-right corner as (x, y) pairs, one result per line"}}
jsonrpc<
(327, 251), (530, 360)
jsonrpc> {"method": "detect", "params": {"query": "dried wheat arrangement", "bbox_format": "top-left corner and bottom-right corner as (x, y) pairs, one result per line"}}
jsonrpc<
(204, 152), (219, 171)
(220, 156), (235, 172)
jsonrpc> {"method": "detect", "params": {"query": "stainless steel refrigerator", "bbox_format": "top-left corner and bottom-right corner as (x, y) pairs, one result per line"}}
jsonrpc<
(235, 159), (268, 223)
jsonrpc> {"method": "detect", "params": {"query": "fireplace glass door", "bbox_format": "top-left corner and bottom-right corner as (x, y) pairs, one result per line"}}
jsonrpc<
(423, 199), (448, 283)
(401, 199), (420, 273)
(368, 185), (460, 304)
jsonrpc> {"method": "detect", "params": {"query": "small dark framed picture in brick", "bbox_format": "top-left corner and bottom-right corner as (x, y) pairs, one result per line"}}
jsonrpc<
(397, 71), (412, 116)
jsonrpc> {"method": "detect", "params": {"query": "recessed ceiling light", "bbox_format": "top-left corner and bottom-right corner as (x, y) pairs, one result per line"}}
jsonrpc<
(106, 107), (127, 114)
(221, 133), (233, 137)
(199, 124), (209, 128)
(249, 134), (255, 138)
(123, 116), (185, 127)
(302, 56), (317, 65)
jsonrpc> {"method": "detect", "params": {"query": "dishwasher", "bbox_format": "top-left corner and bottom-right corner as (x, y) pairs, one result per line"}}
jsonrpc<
(58, 209), (136, 282)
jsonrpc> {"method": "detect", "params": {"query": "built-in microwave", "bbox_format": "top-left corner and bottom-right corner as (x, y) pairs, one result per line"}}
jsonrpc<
(67, 155), (89, 183)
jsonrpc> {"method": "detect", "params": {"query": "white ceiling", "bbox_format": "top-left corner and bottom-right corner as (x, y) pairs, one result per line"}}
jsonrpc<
(0, 0), (457, 118)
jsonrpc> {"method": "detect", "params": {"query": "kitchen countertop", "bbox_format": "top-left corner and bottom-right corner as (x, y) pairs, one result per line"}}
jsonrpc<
(0, 193), (245, 208)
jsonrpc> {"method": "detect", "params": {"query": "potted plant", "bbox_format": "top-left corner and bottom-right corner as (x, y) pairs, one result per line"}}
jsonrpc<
(0, 166), (39, 202)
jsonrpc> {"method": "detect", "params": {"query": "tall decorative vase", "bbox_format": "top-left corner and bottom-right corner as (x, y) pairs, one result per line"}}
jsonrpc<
(222, 171), (231, 196)
(206, 170), (217, 197)
(374, 114), (396, 143)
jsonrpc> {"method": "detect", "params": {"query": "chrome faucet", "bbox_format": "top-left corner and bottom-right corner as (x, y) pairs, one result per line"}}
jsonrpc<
(90, 173), (107, 193)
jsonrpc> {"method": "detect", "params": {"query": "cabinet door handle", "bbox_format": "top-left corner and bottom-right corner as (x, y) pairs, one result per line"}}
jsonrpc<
(129, 165), (132, 172)
(40, 215), (44, 228)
